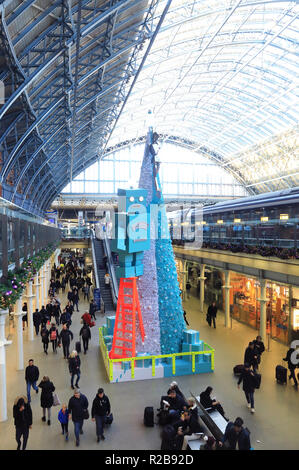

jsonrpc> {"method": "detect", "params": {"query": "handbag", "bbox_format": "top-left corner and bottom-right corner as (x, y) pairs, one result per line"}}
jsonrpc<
(83, 409), (89, 420)
(53, 392), (61, 406)
(104, 413), (113, 425)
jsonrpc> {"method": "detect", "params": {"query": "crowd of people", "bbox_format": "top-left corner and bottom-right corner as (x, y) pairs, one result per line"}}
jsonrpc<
(158, 381), (251, 451)
(13, 250), (113, 450)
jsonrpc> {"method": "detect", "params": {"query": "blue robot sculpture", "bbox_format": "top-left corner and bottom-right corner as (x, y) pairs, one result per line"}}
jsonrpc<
(111, 188), (150, 279)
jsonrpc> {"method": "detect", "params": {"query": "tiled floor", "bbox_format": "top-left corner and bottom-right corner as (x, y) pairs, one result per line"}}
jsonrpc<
(0, 286), (297, 450)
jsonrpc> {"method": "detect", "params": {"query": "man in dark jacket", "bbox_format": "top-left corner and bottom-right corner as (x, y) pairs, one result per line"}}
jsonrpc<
(79, 323), (91, 354)
(25, 359), (39, 403)
(207, 302), (217, 328)
(60, 310), (72, 328)
(244, 342), (258, 371)
(68, 389), (89, 447)
(252, 336), (265, 367)
(39, 306), (49, 328)
(59, 324), (74, 359)
(89, 299), (97, 320)
(283, 346), (298, 387)
(33, 309), (41, 335)
(161, 390), (187, 421)
(91, 388), (111, 442)
(219, 417), (251, 450)
(13, 396), (33, 450)
(237, 363), (256, 413)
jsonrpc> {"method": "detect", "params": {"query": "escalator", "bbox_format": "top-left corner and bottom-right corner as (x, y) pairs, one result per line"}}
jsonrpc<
(92, 237), (115, 314)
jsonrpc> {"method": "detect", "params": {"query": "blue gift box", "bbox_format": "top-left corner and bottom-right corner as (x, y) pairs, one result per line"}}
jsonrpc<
(182, 341), (204, 363)
(183, 329), (200, 344)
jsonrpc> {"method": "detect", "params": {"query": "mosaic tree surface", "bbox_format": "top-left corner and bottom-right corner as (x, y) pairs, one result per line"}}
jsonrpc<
(136, 129), (185, 355)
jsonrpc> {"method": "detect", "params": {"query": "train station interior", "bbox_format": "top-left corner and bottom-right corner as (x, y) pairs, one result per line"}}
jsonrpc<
(0, 0), (298, 453)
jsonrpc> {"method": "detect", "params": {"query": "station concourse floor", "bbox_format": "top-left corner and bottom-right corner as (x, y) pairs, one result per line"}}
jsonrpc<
(0, 289), (297, 451)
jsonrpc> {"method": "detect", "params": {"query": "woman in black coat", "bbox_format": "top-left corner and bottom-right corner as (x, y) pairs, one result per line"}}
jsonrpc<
(38, 376), (55, 425)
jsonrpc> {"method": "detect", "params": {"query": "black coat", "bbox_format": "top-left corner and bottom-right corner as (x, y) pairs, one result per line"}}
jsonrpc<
(68, 394), (88, 422)
(222, 422), (251, 450)
(25, 365), (39, 383)
(244, 347), (258, 366)
(59, 328), (73, 345)
(38, 380), (55, 408)
(199, 391), (214, 408)
(68, 355), (81, 374)
(41, 327), (49, 343)
(207, 305), (217, 317)
(33, 311), (41, 326)
(80, 325), (91, 340)
(13, 398), (32, 428)
(91, 394), (111, 417)
(238, 369), (255, 392)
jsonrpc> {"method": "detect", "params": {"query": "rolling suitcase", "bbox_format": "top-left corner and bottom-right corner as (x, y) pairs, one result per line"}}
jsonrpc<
(253, 372), (261, 389)
(275, 365), (287, 384)
(233, 364), (244, 376)
(144, 407), (154, 427)
(75, 341), (81, 354)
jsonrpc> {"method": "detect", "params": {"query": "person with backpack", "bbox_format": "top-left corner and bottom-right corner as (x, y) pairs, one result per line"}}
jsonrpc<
(91, 388), (111, 442)
(219, 417), (251, 450)
(237, 363), (256, 414)
(49, 323), (59, 353)
(40, 326), (50, 354)
(79, 322), (91, 354)
(68, 350), (81, 389)
(59, 324), (74, 359)
(13, 396), (33, 450)
(38, 376), (55, 426)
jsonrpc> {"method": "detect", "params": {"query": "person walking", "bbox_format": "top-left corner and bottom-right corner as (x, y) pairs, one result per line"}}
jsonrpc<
(13, 396), (32, 451)
(25, 359), (39, 403)
(67, 289), (74, 306)
(252, 335), (265, 368)
(81, 311), (93, 327)
(33, 308), (41, 336)
(60, 309), (72, 328)
(73, 288), (80, 312)
(68, 389), (89, 447)
(89, 299), (97, 321)
(219, 417), (251, 450)
(207, 302), (217, 328)
(40, 325), (50, 354)
(79, 322), (91, 354)
(49, 323), (59, 353)
(68, 350), (81, 389)
(58, 403), (69, 441)
(283, 346), (298, 387)
(244, 342), (259, 371)
(59, 323), (74, 359)
(39, 306), (49, 328)
(91, 388), (111, 442)
(237, 363), (256, 413)
(38, 376), (55, 425)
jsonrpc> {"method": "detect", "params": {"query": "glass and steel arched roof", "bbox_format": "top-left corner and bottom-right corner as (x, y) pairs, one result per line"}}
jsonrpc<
(0, 0), (298, 214)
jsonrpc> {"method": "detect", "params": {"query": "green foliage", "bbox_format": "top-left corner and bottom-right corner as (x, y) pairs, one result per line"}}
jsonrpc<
(0, 243), (59, 309)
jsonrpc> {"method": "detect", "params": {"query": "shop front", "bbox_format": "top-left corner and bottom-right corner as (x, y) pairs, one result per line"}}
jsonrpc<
(229, 272), (291, 345)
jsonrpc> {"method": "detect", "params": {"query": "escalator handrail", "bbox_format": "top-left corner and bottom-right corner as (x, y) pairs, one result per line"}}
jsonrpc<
(102, 234), (118, 307)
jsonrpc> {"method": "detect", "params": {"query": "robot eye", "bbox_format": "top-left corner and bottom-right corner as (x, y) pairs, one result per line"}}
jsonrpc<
(139, 196), (144, 202)
(129, 196), (135, 202)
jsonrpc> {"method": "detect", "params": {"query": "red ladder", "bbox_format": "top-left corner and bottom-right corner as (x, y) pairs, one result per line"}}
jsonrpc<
(109, 277), (145, 359)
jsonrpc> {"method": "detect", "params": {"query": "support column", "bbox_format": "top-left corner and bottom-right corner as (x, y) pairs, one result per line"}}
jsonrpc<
(40, 269), (45, 308)
(34, 273), (40, 310)
(222, 270), (231, 328)
(43, 264), (48, 304)
(0, 310), (9, 422)
(199, 264), (206, 313)
(26, 281), (35, 341)
(181, 261), (188, 302)
(259, 278), (267, 342)
(14, 298), (24, 370)
(0, 309), (11, 345)
(54, 248), (60, 266)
